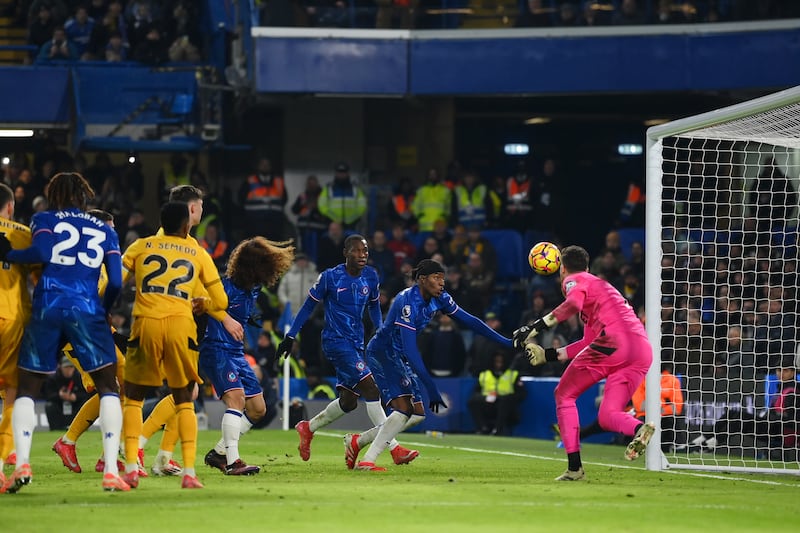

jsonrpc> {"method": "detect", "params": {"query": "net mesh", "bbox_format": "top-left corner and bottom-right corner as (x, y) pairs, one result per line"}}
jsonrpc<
(656, 110), (800, 473)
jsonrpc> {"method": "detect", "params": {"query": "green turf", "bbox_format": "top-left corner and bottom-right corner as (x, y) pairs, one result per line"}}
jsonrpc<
(2, 429), (798, 533)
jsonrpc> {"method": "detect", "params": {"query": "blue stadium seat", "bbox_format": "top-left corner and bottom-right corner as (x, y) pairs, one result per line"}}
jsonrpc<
(482, 229), (525, 280)
(617, 227), (645, 261)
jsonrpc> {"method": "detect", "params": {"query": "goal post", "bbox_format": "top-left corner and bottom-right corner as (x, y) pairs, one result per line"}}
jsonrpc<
(645, 86), (800, 475)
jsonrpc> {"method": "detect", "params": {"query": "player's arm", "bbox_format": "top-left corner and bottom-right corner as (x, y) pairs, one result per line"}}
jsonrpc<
(276, 294), (318, 358)
(4, 227), (52, 263)
(103, 250), (123, 313)
(449, 307), (511, 348)
(398, 323), (446, 412)
(367, 296), (383, 330)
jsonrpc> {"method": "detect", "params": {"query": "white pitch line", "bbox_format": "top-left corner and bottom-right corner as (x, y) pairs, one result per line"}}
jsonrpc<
(316, 431), (800, 488)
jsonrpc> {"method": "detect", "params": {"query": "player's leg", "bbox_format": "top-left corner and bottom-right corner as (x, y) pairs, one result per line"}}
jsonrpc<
(297, 346), (372, 461)
(121, 317), (162, 488)
(211, 359), (263, 475)
(553, 356), (602, 480)
(163, 316), (204, 488)
(144, 395), (182, 476)
(0, 316), (23, 474)
(357, 396), (414, 471)
(2, 315), (61, 493)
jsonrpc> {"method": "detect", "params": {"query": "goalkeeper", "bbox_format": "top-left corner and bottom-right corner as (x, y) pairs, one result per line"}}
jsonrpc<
(513, 245), (654, 481)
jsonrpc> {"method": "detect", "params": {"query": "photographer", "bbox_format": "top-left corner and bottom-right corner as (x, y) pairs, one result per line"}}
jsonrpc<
(44, 357), (89, 431)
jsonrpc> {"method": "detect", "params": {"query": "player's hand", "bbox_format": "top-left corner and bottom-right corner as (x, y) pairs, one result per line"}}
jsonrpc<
(512, 325), (533, 348)
(429, 396), (448, 413)
(276, 336), (294, 360)
(526, 343), (546, 366)
(191, 296), (210, 315)
(0, 234), (12, 262)
(221, 314), (243, 342)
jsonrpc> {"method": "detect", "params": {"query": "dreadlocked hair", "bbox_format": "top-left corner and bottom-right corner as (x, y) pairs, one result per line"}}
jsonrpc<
(227, 237), (295, 290)
(46, 172), (95, 211)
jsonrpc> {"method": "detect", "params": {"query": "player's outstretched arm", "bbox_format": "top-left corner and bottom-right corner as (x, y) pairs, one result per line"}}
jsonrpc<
(450, 307), (511, 348)
(512, 313), (558, 348)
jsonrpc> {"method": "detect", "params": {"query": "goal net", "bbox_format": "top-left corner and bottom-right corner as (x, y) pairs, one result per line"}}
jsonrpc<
(645, 86), (800, 475)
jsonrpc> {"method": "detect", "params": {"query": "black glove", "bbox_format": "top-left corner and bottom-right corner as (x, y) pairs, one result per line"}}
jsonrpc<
(429, 397), (448, 413)
(512, 325), (533, 349)
(276, 336), (294, 359)
(0, 234), (11, 262)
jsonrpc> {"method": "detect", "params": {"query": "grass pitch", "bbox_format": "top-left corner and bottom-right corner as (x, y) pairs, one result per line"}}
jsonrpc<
(2, 429), (798, 533)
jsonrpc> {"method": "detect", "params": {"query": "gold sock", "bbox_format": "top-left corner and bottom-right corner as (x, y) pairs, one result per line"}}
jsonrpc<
(175, 402), (197, 470)
(65, 393), (100, 442)
(0, 404), (13, 460)
(142, 395), (176, 439)
(160, 413), (180, 454)
(122, 398), (144, 468)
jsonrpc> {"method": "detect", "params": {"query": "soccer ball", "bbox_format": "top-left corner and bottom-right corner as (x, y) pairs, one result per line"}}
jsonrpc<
(528, 242), (561, 275)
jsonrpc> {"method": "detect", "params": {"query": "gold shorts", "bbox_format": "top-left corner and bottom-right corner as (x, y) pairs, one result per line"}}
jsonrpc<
(0, 317), (24, 389)
(124, 315), (201, 389)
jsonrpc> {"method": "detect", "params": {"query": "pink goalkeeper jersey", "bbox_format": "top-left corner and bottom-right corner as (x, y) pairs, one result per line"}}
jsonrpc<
(553, 271), (647, 342)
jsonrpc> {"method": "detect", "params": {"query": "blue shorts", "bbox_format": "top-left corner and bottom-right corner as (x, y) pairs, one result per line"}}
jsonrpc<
(324, 341), (371, 392)
(199, 344), (262, 398)
(366, 346), (422, 405)
(19, 307), (116, 375)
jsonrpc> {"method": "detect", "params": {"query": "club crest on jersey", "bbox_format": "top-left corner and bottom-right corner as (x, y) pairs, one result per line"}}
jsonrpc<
(564, 280), (577, 294)
(401, 305), (411, 322)
(360, 285), (369, 295)
(400, 377), (411, 388)
(356, 360), (366, 372)
(227, 371), (237, 382)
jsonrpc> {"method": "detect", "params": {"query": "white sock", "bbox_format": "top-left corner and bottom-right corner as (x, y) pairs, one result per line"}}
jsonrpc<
(99, 394), (123, 475)
(358, 413), (425, 449)
(366, 400), (401, 450)
(221, 409), (243, 465)
(12, 397), (35, 467)
(308, 399), (345, 433)
(62, 435), (75, 445)
(139, 435), (148, 449)
(240, 413), (254, 436)
(362, 411), (409, 464)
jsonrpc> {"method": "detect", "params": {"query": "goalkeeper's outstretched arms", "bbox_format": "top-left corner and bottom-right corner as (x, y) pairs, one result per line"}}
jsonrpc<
(512, 313), (558, 349)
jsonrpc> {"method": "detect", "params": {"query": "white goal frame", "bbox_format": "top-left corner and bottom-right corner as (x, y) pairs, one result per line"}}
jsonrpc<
(645, 85), (800, 475)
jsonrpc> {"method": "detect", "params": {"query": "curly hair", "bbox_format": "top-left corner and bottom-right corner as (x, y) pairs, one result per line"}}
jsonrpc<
(46, 172), (95, 211)
(227, 237), (295, 290)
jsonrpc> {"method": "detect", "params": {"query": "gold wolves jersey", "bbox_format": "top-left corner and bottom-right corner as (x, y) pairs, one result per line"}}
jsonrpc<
(123, 234), (226, 319)
(0, 217), (32, 321)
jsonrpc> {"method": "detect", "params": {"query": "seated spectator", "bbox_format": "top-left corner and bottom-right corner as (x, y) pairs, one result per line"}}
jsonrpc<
(691, 357), (797, 456)
(367, 229), (395, 284)
(198, 222), (229, 271)
(165, 0), (201, 62)
(613, 0), (647, 24)
(386, 222), (416, 271)
(132, 24), (167, 65)
(27, 3), (56, 61)
(468, 352), (526, 435)
(468, 311), (508, 376)
(420, 314), (466, 378)
(105, 30), (128, 61)
(292, 174), (330, 256)
(315, 220), (345, 271)
(44, 357), (89, 431)
(64, 4), (95, 59)
(277, 252), (319, 319)
(515, 0), (554, 27)
(305, 367), (336, 400)
(36, 25), (78, 62)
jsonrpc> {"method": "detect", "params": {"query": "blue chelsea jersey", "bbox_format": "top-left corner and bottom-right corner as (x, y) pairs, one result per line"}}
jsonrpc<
(204, 277), (260, 349)
(31, 208), (120, 315)
(309, 264), (380, 349)
(373, 285), (458, 355)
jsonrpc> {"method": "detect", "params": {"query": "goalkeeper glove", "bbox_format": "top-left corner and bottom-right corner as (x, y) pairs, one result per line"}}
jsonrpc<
(525, 344), (558, 366)
(513, 313), (558, 348)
